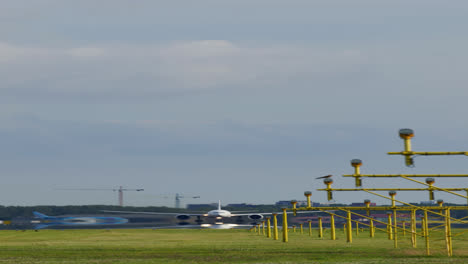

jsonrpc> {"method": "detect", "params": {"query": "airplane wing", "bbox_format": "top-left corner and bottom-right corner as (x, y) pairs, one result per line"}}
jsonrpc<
(231, 210), (325, 216)
(101, 210), (205, 216)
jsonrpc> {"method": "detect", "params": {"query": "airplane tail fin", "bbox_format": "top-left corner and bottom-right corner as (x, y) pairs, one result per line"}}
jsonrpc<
(33, 211), (54, 219)
(218, 200), (221, 210)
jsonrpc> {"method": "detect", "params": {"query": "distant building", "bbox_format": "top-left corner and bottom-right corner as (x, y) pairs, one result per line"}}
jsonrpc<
(275, 200), (306, 207)
(351, 202), (377, 206)
(226, 203), (255, 208)
(275, 200), (320, 207)
(275, 201), (292, 207)
(420, 200), (436, 205)
(186, 203), (217, 210)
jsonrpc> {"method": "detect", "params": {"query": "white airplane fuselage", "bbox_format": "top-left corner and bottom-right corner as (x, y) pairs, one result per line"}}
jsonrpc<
(207, 209), (232, 218)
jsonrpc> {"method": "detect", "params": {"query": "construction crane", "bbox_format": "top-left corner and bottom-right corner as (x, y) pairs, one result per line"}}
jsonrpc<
(56, 186), (144, 206)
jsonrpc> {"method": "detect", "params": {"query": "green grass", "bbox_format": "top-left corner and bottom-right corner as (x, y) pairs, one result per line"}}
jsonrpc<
(0, 228), (467, 263)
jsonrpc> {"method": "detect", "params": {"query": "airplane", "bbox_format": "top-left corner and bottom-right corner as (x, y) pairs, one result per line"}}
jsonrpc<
(32, 211), (129, 229)
(102, 200), (322, 223)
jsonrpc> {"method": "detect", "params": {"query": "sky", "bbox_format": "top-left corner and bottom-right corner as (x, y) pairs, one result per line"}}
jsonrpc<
(1, 0), (468, 207)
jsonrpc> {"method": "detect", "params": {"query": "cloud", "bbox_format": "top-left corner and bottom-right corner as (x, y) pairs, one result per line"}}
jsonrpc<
(0, 40), (368, 103)
(67, 47), (105, 58)
(0, 42), (50, 62)
(0, 114), (378, 158)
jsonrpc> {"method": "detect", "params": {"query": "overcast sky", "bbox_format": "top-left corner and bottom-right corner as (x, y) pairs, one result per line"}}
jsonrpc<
(1, 0), (468, 207)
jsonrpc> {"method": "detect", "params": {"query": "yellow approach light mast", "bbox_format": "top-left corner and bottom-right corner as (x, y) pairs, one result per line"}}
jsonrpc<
(388, 128), (468, 167)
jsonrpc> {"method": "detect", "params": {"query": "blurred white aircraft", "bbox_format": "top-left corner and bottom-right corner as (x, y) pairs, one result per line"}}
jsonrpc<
(103, 200), (319, 222)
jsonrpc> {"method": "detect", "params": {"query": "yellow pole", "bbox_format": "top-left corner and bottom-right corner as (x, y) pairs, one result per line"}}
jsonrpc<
(399, 128), (414, 167)
(282, 209), (288, 243)
(370, 219), (374, 238)
(293, 225), (296, 233)
(304, 191), (312, 208)
(330, 215), (336, 240)
(402, 221), (406, 237)
(272, 213), (279, 240)
(424, 211), (430, 255)
(437, 200), (444, 214)
(449, 214), (453, 257)
(351, 159), (362, 187)
(254, 225), (257, 233)
(445, 208), (449, 256)
(411, 209), (417, 248)
(258, 224), (261, 235)
(308, 221), (312, 236)
(389, 190), (398, 247)
(364, 199), (371, 216)
(421, 217), (425, 239)
(355, 221), (359, 236)
(300, 224), (303, 234)
(324, 179), (334, 201)
(393, 209), (398, 248)
(318, 217), (323, 238)
(346, 210), (352, 243)
(445, 209), (453, 257)
(266, 217), (271, 238)
(426, 178), (435, 200)
(466, 190), (468, 207)
(343, 223), (346, 234)
(354, 161), (361, 175)
(261, 221), (265, 236)
(404, 140), (413, 166)
(387, 213), (393, 240)
(389, 191), (397, 208)
(404, 137), (411, 152)
(291, 201), (298, 216)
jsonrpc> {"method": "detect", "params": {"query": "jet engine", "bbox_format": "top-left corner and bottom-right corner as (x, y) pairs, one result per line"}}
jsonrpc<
(176, 214), (191, 220)
(248, 214), (263, 220)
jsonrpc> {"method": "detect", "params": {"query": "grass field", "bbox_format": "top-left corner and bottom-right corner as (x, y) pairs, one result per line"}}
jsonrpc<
(0, 228), (468, 263)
